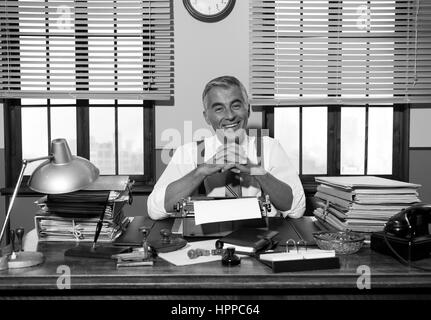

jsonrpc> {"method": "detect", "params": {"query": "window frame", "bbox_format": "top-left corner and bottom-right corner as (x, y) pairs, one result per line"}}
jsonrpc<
(2, 98), (156, 192)
(262, 103), (410, 195)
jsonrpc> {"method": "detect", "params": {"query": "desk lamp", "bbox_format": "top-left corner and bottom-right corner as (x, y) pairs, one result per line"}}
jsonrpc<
(0, 138), (100, 271)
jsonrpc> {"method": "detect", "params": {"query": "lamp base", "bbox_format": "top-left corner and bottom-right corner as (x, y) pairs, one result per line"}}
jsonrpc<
(65, 244), (131, 259)
(0, 251), (45, 270)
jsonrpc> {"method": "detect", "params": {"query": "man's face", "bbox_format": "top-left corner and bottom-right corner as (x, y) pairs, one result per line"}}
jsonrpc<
(203, 85), (249, 143)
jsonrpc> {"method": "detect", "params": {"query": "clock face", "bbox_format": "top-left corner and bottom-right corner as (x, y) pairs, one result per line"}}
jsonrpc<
(191, 0), (230, 15)
(183, 0), (236, 23)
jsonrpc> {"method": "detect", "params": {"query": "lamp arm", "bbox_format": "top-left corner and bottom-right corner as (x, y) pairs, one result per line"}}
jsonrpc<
(0, 156), (52, 245)
(25, 155), (53, 164)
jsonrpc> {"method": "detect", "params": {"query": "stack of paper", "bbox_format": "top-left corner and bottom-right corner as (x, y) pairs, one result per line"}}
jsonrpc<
(313, 176), (421, 234)
(34, 176), (132, 242)
(259, 249), (336, 262)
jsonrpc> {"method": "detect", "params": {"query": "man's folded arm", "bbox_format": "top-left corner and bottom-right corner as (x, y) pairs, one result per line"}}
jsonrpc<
(163, 168), (206, 213)
(147, 184), (170, 220)
(263, 139), (306, 219)
(276, 176), (306, 219)
(255, 167), (306, 219)
(253, 172), (294, 212)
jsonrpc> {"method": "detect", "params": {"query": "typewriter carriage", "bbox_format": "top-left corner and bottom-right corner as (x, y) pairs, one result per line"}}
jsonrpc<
(171, 195), (272, 237)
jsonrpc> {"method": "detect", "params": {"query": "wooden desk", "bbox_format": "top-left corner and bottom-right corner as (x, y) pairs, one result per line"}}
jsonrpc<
(1, 239), (431, 299)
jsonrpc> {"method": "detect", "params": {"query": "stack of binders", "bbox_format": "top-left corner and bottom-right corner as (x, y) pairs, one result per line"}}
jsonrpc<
(34, 176), (133, 242)
(313, 176), (421, 236)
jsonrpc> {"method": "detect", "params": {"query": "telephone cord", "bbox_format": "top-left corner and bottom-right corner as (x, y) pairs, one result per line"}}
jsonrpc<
(383, 232), (431, 272)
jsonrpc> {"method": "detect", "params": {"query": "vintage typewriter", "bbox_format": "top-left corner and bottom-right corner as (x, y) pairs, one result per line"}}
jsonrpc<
(171, 195), (272, 237)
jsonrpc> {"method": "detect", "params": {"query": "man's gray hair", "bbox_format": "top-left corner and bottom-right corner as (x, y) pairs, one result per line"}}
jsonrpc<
(202, 75), (249, 109)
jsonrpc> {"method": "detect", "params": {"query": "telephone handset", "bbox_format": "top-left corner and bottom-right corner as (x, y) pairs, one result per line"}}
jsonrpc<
(384, 203), (431, 239)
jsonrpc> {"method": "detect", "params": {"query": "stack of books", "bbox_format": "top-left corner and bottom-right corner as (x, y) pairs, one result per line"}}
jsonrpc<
(313, 176), (421, 234)
(34, 176), (132, 242)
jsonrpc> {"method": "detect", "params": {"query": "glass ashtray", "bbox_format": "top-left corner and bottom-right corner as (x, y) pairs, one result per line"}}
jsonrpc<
(312, 231), (365, 254)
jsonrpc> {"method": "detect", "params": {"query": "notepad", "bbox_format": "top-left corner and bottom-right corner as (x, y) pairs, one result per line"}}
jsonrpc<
(259, 249), (336, 262)
(258, 249), (340, 273)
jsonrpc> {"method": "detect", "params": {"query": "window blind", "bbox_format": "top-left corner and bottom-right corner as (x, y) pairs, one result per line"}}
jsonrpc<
(1, 0), (174, 100)
(250, 0), (431, 106)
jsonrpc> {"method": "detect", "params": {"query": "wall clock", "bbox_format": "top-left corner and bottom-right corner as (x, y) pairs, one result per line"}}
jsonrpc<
(183, 0), (236, 23)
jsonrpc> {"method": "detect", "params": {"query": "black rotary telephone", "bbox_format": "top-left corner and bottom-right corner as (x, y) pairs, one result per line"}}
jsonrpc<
(371, 203), (431, 270)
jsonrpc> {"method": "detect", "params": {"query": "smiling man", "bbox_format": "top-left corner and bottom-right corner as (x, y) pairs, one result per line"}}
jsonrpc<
(147, 76), (305, 220)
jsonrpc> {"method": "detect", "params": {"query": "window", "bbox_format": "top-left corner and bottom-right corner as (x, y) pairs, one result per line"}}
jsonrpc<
(1, 0), (174, 188)
(273, 105), (396, 176)
(272, 105), (401, 176)
(265, 105), (408, 192)
(4, 99), (155, 187)
(250, 1), (430, 189)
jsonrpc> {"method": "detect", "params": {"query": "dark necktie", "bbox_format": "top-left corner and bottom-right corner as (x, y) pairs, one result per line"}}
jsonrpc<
(225, 170), (242, 198)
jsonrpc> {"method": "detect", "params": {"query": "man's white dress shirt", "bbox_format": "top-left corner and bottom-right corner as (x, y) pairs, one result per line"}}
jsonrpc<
(147, 135), (306, 220)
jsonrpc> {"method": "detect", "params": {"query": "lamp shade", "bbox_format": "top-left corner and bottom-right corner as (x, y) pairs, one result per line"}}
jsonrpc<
(28, 138), (100, 194)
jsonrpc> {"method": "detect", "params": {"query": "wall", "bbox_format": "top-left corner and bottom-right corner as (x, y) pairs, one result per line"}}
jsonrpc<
(156, 0), (259, 149)
(409, 107), (431, 203)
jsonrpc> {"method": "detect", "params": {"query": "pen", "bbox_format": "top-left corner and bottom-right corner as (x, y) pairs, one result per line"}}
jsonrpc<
(92, 209), (105, 250)
(122, 217), (131, 230)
